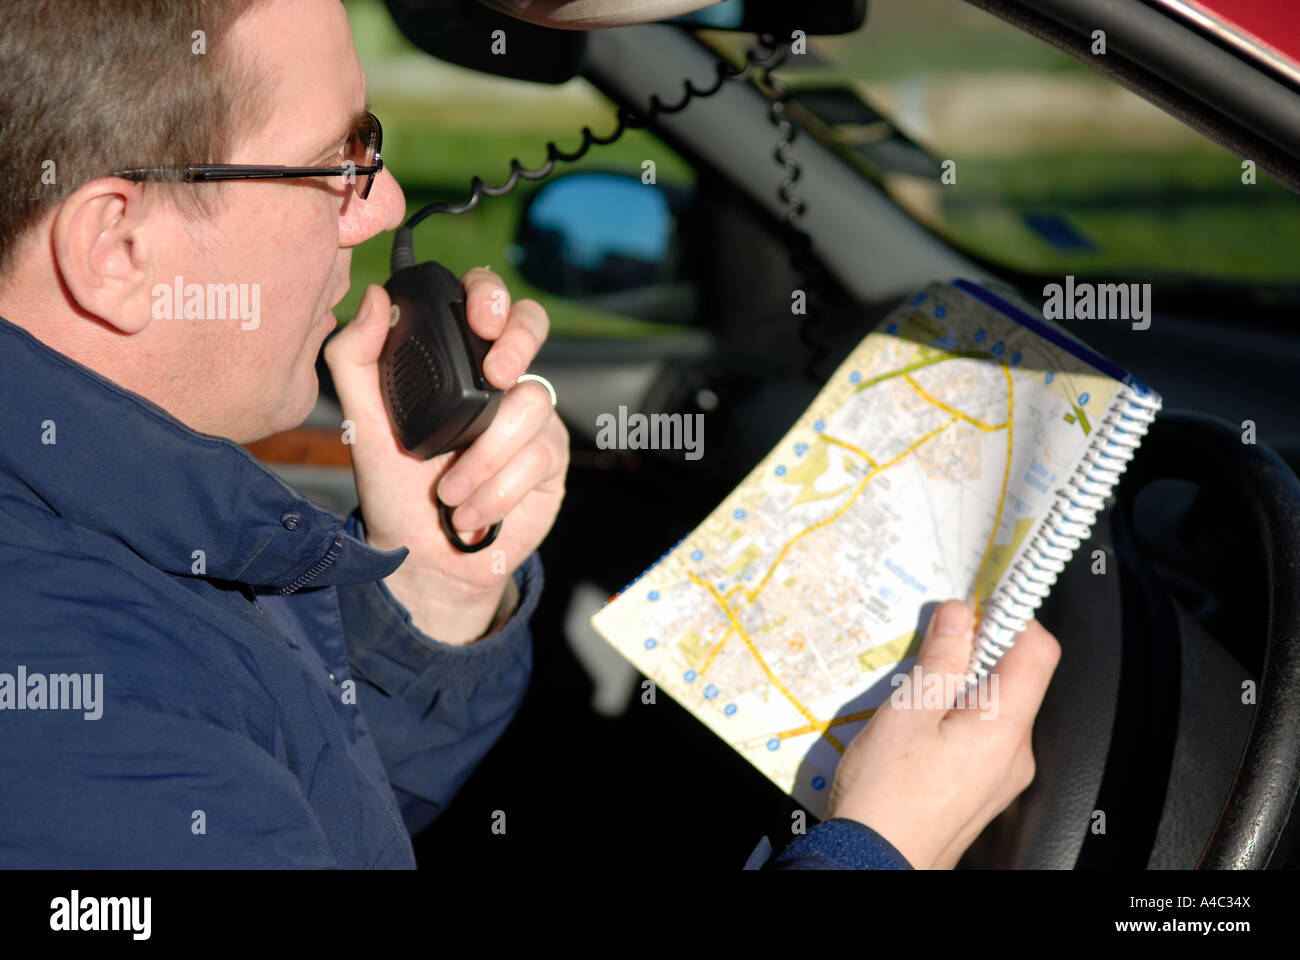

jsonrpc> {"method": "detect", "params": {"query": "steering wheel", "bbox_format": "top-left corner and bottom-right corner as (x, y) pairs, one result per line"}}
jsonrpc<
(1163, 413), (1300, 868)
(962, 410), (1300, 869)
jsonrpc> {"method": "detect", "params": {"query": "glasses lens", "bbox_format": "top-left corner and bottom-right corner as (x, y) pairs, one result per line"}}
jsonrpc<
(346, 113), (380, 199)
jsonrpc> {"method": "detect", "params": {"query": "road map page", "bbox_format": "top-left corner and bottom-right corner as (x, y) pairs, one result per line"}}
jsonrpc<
(591, 278), (1143, 817)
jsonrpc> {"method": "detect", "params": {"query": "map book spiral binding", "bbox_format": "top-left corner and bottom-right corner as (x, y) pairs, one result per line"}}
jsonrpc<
(967, 378), (1162, 681)
(590, 276), (1163, 817)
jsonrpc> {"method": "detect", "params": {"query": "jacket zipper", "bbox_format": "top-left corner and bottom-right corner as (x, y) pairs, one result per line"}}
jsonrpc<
(277, 535), (344, 596)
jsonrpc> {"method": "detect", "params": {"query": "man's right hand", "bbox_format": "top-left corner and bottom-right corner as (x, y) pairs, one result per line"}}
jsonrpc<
(825, 600), (1061, 869)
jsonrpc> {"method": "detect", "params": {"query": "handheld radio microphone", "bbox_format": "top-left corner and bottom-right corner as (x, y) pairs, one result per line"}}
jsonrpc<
(378, 224), (503, 553)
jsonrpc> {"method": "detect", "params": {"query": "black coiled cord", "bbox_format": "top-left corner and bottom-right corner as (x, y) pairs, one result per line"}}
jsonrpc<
(390, 33), (829, 383)
(763, 67), (831, 383)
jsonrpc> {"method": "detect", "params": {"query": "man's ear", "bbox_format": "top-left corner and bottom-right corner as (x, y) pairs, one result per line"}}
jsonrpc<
(51, 178), (155, 334)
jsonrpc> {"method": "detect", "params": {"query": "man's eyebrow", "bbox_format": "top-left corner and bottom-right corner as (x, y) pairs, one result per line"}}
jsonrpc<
(308, 101), (373, 164)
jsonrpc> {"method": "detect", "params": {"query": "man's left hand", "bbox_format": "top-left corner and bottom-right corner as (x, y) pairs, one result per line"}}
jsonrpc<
(324, 268), (568, 644)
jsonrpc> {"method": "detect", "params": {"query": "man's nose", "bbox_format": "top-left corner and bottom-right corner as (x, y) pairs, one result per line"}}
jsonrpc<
(339, 166), (406, 248)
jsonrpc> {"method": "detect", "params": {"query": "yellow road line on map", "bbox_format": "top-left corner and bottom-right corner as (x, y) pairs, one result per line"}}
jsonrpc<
(692, 420), (959, 754)
(698, 627), (732, 675)
(903, 373), (1006, 431)
(747, 418), (958, 601)
(684, 353), (1018, 755)
(815, 349), (995, 466)
(773, 708), (879, 740)
(852, 350), (988, 393)
(822, 434), (878, 467)
(972, 363), (1015, 616)
(687, 572), (844, 752)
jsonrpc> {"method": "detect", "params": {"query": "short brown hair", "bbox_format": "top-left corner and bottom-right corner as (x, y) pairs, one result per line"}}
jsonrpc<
(0, 0), (273, 275)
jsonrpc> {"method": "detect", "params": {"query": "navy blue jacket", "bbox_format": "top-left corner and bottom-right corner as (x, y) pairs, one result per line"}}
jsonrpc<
(0, 314), (907, 870)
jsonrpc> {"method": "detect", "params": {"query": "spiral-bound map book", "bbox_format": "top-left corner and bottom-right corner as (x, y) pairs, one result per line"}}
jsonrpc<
(590, 278), (1162, 817)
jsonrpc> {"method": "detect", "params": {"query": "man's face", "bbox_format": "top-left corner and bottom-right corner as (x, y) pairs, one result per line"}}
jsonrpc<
(144, 0), (405, 442)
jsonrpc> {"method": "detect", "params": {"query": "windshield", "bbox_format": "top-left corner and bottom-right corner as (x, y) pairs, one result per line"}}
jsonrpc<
(706, 0), (1300, 305)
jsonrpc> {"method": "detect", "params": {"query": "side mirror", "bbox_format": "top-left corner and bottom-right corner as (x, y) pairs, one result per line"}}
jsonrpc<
(511, 171), (692, 318)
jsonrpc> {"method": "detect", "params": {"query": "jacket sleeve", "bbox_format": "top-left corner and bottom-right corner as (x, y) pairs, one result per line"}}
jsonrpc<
(333, 520), (541, 839)
(742, 818), (915, 870)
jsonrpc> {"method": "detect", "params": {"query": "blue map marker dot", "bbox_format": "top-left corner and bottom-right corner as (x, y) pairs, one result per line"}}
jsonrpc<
(1078, 392), (1090, 406)
(733, 508), (746, 520)
(794, 442), (808, 457)
(690, 549), (703, 562)
(812, 776), (826, 791)
(775, 465), (786, 477)
(886, 322), (899, 334)
(1045, 371), (1055, 384)
(974, 330), (986, 343)
(684, 670), (697, 683)
(644, 637), (657, 650)
(934, 305), (947, 318)
(703, 684), (718, 699)
(814, 419), (825, 432)
(766, 738), (780, 751)
(849, 371), (861, 384)
(647, 590), (660, 602)
(724, 704), (737, 716)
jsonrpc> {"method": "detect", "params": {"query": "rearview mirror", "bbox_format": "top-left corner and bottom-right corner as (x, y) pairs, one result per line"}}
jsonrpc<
(384, 0), (587, 84)
(669, 0), (868, 36)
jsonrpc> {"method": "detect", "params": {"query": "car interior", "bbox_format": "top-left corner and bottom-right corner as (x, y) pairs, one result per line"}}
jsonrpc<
(270, 0), (1300, 869)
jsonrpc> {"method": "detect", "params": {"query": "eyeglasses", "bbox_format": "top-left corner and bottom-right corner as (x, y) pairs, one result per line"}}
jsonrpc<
(112, 111), (384, 200)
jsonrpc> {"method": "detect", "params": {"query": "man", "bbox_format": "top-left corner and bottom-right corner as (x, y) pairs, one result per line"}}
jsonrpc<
(0, 0), (1058, 869)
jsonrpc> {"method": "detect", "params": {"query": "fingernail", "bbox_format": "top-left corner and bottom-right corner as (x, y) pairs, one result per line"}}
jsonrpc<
(931, 601), (971, 637)
(485, 350), (520, 384)
(454, 505), (481, 532)
(438, 474), (471, 505)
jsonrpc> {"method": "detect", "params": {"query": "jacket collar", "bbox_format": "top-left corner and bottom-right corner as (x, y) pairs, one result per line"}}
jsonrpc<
(0, 314), (406, 592)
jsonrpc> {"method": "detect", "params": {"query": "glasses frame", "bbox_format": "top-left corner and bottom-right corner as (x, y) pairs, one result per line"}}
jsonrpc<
(112, 111), (384, 200)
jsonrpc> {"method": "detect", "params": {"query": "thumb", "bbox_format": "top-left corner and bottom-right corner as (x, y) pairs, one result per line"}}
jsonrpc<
(915, 599), (976, 681)
(324, 283), (391, 378)
(323, 283), (396, 453)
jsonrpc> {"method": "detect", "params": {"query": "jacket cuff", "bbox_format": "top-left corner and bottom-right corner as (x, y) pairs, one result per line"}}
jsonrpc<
(344, 506), (541, 659)
(358, 551), (541, 676)
(744, 818), (915, 870)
